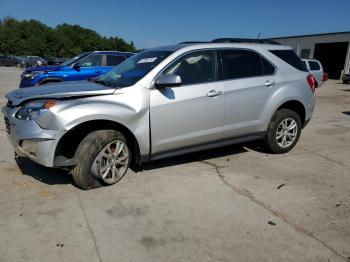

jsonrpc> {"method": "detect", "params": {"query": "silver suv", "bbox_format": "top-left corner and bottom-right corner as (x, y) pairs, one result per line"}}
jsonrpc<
(3, 38), (315, 189)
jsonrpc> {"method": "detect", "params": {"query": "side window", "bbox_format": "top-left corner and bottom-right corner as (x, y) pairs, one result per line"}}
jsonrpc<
(78, 54), (102, 67)
(163, 51), (215, 85)
(308, 61), (321, 71)
(220, 50), (263, 80)
(261, 57), (276, 75)
(106, 55), (126, 66)
(270, 50), (308, 72)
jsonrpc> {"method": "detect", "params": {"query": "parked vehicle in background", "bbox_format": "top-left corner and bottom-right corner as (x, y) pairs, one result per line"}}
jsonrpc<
(23, 56), (47, 67)
(19, 51), (134, 88)
(45, 57), (65, 65)
(3, 39), (315, 190)
(0, 55), (28, 68)
(342, 73), (350, 84)
(60, 57), (69, 63)
(302, 59), (328, 87)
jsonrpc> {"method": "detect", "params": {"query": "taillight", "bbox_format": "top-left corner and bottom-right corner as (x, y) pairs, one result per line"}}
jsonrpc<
(322, 72), (328, 82)
(306, 74), (315, 93)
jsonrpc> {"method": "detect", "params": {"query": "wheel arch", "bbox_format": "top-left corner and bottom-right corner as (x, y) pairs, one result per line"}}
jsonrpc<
(37, 77), (64, 85)
(54, 119), (141, 167)
(275, 100), (306, 127)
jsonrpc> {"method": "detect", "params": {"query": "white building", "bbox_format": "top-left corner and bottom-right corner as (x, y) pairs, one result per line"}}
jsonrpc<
(270, 32), (350, 79)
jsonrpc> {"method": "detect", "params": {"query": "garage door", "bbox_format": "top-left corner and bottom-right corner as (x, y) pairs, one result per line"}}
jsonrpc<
(313, 42), (348, 79)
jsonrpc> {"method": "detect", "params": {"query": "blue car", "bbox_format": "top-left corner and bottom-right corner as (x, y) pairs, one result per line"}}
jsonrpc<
(19, 51), (134, 88)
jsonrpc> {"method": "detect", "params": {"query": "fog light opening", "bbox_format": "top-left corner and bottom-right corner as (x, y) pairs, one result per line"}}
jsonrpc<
(20, 140), (38, 156)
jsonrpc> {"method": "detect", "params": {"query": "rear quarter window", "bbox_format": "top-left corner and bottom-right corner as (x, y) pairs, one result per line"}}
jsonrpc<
(308, 61), (321, 71)
(270, 50), (308, 72)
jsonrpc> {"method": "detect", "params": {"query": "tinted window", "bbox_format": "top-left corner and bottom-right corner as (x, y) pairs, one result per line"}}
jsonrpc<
(220, 50), (262, 80)
(62, 52), (90, 66)
(302, 61), (307, 69)
(106, 55), (126, 66)
(270, 50), (307, 72)
(164, 51), (215, 85)
(79, 54), (102, 67)
(261, 57), (276, 75)
(308, 61), (321, 71)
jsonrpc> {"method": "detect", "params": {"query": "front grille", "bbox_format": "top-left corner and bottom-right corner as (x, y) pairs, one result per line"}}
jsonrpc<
(4, 117), (11, 134)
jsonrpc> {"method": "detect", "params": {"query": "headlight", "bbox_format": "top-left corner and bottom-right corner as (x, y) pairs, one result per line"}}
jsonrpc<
(16, 100), (58, 120)
(22, 71), (44, 79)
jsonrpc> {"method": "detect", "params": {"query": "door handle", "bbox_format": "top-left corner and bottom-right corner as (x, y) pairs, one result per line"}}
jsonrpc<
(95, 70), (102, 74)
(264, 80), (276, 87)
(207, 90), (222, 97)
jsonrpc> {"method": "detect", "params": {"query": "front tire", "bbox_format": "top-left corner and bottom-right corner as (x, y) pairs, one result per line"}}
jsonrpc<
(71, 130), (131, 190)
(263, 109), (302, 154)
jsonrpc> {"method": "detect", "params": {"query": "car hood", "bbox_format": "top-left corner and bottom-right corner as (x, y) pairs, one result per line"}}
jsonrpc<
(24, 65), (64, 72)
(6, 81), (116, 106)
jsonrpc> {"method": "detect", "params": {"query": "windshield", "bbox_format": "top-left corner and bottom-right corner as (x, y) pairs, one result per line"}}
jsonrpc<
(94, 50), (172, 88)
(62, 52), (90, 66)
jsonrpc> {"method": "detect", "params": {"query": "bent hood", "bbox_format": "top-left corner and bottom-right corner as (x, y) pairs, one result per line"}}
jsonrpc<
(6, 81), (116, 106)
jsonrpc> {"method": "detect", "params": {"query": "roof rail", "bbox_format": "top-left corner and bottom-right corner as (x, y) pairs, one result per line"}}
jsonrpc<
(178, 41), (209, 44)
(211, 38), (281, 45)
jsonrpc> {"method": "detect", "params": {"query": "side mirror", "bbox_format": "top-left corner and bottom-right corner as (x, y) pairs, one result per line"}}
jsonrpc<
(155, 74), (182, 89)
(73, 62), (81, 70)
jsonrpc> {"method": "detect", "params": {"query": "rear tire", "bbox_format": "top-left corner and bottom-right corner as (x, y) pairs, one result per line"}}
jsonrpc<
(263, 109), (302, 154)
(70, 130), (131, 190)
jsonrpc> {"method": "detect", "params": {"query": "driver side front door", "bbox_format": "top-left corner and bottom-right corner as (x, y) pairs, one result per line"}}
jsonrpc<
(150, 50), (225, 157)
(71, 54), (104, 81)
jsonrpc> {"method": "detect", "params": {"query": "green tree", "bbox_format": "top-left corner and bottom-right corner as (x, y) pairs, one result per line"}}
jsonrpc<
(0, 17), (136, 57)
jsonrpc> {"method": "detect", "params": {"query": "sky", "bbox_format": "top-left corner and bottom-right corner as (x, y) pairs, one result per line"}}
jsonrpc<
(1, 0), (349, 49)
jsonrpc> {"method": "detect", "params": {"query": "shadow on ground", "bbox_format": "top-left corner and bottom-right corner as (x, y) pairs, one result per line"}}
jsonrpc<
(14, 142), (266, 185)
(16, 156), (73, 185)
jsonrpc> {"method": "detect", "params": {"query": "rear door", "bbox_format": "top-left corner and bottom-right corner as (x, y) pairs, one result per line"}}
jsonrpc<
(150, 50), (225, 155)
(219, 49), (277, 139)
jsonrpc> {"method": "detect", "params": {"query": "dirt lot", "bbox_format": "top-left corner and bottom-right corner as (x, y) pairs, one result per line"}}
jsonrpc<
(0, 67), (349, 262)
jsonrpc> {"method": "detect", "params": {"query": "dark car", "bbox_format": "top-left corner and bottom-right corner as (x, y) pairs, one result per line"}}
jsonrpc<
(45, 56), (66, 65)
(0, 55), (28, 68)
(20, 51), (134, 88)
(23, 56), (47, 67)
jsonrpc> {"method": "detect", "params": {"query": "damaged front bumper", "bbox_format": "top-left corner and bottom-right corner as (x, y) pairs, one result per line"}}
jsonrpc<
(2, 105), (66, 167)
